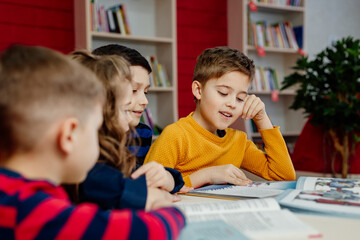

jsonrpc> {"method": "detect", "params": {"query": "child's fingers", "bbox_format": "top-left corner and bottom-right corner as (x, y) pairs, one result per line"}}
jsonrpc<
(172, 194), (182, 202)
(131, 165), (150, 179)
(227, 175), (248, 186)
(246, 100), (262, 119)
(145, 170), (160, 184)
(241, 95), (256, 119)
(233, 168), (250, 181)
(147, 174), (163, 187)
(131, 162), (161, 179)
(226, 168), (252, 186)
(179, 186), (194, 193)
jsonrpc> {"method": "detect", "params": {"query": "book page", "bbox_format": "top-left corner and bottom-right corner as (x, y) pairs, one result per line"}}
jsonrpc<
(180, 208), (321, 240)
(297, 177), (360, 195)
(179, 220), (250, 240)
(176, 198), (281, 216)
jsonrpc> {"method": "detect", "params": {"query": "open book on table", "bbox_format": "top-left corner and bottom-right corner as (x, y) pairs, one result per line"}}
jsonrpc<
(176, 198), (322, 240)
(179, 220), (251, 240)
(277, 176), (360, 218)
(186, 180), (297, 199)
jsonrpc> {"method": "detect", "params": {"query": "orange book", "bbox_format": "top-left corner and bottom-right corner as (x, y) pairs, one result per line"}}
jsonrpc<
(120, 4), (131, 34)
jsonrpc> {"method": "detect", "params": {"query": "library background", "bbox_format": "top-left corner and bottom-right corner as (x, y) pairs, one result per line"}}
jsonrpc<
(0, 0), (360, 177)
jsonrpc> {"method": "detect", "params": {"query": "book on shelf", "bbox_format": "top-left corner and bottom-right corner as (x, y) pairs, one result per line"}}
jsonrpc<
(89, 1), (130, 35)
(140, 108), (162, 136)
(253, 0), (302, 7)
(186, 180), (297, 200)
(120, 4), (131, 34)
(277, 176), (360, 218)
(293, 25), (303, 49)
(146, 56), (171, 88)
(250, 119), (258, 133)
(106, 7), (117, 33)
(113, 5), (126, 34)
(176, 198), (322, 240)
(248, 20), (301, 51)
(251, 66), (280, 91)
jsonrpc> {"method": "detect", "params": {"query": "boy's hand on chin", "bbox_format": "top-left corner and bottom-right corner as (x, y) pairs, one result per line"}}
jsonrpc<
(239, 94), (266, 121)
(240, 94), (272, 129)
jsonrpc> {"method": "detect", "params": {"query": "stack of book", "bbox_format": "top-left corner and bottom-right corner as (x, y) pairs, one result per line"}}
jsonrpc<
(146, 56), (171, 88)
(251, 66), (280, 91)
(90, 1), (131, 35)
(248, 20), (301, 50)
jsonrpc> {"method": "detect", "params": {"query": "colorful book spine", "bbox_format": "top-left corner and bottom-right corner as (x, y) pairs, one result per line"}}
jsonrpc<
(120, 4), (131, 34)
(89, 2), (131, 35)
(146, 56), (170, 88)
(252, 67), (280, 91)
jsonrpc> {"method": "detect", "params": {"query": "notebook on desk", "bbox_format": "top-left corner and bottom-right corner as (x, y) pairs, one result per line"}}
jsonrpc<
(186, 181), (297, 200)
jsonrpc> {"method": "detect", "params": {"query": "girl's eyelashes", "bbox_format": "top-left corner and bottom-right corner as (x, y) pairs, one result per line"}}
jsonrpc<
(218, 91), (228, 96)
(237, 97), (244, 102)
(133, 89), (148, 95)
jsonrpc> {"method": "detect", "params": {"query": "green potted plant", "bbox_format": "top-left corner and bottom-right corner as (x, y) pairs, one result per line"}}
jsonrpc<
(281, 37), (360, 178)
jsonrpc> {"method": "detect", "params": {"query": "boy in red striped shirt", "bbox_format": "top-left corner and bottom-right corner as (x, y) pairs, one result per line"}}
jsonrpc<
(0, 45), (185, 239)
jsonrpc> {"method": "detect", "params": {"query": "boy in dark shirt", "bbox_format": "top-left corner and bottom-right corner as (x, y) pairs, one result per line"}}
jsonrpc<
(92, 44), (153, 165)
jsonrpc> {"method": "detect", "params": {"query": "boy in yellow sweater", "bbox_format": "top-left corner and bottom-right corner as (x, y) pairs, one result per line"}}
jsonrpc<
(144, 47), (296, 188)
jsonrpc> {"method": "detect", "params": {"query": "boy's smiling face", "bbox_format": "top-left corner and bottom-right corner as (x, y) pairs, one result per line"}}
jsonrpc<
(129, 65), (150, 127)
(192, 71), (250, 134)
(118, 80), (134, 132)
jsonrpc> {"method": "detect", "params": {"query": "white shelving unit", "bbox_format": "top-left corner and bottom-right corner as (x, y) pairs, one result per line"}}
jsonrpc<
(228, 0), (307, 144)
(74, 0), (178, 129)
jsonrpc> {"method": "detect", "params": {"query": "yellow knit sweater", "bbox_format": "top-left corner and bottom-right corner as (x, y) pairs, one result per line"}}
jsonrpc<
(144, 113), (296, 187)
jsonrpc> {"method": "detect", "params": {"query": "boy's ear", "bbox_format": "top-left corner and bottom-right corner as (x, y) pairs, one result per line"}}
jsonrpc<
(57, 118), (79, 155)
(192, 80), (202, 101)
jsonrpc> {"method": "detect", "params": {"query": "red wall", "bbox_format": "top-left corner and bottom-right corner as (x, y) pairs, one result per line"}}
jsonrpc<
(0, 0), (74, 53)
(177, 0), (228, 118)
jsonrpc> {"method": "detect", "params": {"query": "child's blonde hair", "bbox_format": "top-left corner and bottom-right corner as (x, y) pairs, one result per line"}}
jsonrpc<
(70, 51), (136, 177)
(193, 46), (255, 86)
(0, 45), (105, 159)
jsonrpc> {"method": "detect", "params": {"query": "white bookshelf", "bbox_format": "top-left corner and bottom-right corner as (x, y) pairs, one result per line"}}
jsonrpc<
(74, 0), (178, 129)
(228, 0), (307, 143)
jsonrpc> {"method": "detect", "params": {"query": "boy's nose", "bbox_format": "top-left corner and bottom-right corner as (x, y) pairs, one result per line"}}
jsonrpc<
(140, 93), (148, 105)
(226, 98), (236, 108)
